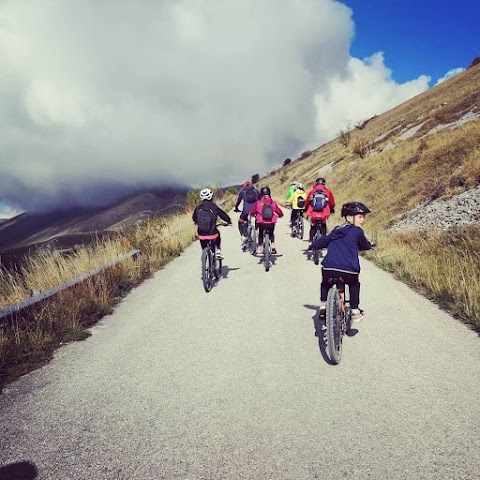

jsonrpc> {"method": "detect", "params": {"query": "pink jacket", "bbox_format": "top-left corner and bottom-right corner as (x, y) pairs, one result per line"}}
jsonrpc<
(249, 197), (284, 224)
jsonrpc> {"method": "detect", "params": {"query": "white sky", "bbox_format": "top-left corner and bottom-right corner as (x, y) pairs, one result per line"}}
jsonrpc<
(0, 0), (431, 215)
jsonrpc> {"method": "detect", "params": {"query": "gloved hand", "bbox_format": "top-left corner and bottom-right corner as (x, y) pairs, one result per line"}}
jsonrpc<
(331, 208), (335, 214)
(234, 208), (240, 212)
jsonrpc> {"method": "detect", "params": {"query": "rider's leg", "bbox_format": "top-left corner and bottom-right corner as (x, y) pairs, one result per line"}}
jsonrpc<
(257, 224), (265, 253)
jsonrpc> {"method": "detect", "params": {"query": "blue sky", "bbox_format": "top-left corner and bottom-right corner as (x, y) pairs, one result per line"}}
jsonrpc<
(344, 0), (479, 84)
(0, 0), (478, 218)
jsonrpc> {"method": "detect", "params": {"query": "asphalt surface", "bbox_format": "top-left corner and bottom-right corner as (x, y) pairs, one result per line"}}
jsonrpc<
(1, 215), (479, 480)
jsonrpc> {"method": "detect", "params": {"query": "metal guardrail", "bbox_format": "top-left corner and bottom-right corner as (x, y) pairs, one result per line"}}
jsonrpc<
(0, 249), (140, 321)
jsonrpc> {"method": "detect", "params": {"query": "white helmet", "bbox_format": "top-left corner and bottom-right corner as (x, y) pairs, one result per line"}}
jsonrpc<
(200, 188), (213, 200)
(297, 183), (304, 189)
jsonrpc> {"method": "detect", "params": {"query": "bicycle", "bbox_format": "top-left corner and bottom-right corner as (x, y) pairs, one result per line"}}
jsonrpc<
(325, 277), (352, 364)
(311, 220), (327, 265)
(243, 215), (257, 255)
(198, 223), (229, 292)
(291, 210), (304, 239)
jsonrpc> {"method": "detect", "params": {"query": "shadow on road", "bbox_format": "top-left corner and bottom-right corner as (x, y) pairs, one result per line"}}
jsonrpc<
(0, 461), (38, 480)
(219, 264), (240, 279)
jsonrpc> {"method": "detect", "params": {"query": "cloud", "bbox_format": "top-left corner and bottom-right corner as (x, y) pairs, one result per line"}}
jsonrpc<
(313, 52), (431, 142)
(0, 1), (431, 215)
(435, 67), (464, 85)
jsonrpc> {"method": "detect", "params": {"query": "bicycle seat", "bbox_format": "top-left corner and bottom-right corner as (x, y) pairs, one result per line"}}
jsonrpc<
(328, 277), (345, 291)
(197, 233), (219, 240)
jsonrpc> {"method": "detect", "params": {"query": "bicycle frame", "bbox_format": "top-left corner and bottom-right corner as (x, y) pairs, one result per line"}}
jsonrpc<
(198, 232), (221, 292)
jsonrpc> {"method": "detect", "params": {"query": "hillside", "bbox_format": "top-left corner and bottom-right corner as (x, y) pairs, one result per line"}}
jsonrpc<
(0, 188), (188, 258)
(263, 63), (480, 226)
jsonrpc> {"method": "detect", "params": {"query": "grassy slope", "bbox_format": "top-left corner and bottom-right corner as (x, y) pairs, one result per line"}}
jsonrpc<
(258, 64), (480, 330)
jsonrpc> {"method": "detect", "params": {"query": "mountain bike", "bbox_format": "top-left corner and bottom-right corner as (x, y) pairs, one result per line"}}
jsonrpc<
(244, 215), (257, 255)
(311, 220), (327, 265)
(325, 277), (352, 364)
(293, 210), (304, 239)
(198, 223), (229, 292)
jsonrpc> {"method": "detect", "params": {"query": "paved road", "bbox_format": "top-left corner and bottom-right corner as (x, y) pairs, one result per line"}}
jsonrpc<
(1, 216), (479, 480)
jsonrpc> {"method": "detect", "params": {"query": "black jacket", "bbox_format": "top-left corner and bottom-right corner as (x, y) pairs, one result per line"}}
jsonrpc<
(192, 200), (231, 235)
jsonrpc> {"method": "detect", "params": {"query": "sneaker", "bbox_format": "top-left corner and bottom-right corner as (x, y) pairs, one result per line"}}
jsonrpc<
(216, 250), (224, 260)
(256, 246), (263, 255)
(351, 308), (365, 323)
(318, 303), (326, 318)
(272, 248), (277, 254)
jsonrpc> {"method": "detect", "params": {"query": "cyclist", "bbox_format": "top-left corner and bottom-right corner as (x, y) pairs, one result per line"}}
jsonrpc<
(310, 202), (374, 322)
(233, 181), (260, 248)
(286, 182), (306, 236)
(285, 181), (298, 205)
(192, 188), (232, 259)
(249, 186), (284, 255)
(305, 177), (336, 242)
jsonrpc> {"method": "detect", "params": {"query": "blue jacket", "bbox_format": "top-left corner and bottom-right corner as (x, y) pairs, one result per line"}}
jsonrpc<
(311, 222), (373, 273)
(235, 185), (260, 214)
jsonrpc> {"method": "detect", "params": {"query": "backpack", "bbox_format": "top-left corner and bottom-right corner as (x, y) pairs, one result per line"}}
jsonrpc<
(297, 195), (305, 208)
(245, 188), (257, 204)
(311, 190), (328, 212)
(196, 204), (216, 231)
(261, 202), (274, 221)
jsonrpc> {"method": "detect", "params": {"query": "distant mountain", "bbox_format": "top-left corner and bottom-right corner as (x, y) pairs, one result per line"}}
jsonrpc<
(0, 188), (188, 256)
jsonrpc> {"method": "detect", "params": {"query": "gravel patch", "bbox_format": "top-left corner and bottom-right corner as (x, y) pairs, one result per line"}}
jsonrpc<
(390, 186), (480, 232)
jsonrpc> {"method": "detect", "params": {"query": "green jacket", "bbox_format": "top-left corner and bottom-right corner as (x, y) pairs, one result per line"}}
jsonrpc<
(286, 185), (296, 201)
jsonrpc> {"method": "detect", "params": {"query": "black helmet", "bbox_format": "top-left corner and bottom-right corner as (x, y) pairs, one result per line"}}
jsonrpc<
(341, 202), (371, 217)
(260, 186), (271, 197)
(315, 177), (326, 185)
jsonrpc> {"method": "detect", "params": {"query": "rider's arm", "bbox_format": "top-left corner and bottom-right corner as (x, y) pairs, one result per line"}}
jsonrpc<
(311, 234), (330, 250)
(357, 230), (374, 251)
(217, 207), (232, 224)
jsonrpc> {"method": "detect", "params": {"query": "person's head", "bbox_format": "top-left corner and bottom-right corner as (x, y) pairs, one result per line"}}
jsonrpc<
(341, 202), (371, 227)
(297, 182), (304, 190)
(242, 181), (252, 188)
(290, 181), (298, 187)
(315, 177), (326, 186)
(260, 186), (271, 197)
(199, 187), (213, 201)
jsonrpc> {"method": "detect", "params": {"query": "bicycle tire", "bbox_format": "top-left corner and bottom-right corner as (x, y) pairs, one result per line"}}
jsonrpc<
(248, 224), (257, 255)
(201, 248), (214, 292)
(214, 255), (222, 280)
(264, 234), (271, 272)
(313, 227), (321, 265)
(326, 285), (343, 364)
(296, 215), (304, 239)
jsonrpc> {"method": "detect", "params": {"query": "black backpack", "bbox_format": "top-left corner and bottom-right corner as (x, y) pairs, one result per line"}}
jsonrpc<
(196, 204), (216, 231)
(297, 195), (305, 208)
(311, 190), (328, 212)
(261, 202), (274, 221)
(245, 188), (257, 204)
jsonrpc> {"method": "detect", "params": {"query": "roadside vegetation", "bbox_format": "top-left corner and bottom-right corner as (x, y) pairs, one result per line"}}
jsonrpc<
(0, 189), (235, 389)
(259, 64), (480, 332)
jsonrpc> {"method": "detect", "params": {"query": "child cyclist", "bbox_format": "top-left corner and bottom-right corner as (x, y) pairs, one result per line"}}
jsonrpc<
(286, 182), (306, 236)
(192, 188), (232, 259)
(310, 202), (374, 322)
(249, 186), (284, 255)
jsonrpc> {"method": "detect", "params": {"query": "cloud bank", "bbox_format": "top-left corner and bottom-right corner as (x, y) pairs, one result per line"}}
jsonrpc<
(0, 0), (430, 214)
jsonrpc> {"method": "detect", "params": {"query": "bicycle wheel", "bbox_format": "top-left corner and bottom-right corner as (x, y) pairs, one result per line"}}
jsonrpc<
(296, 216), (304, 239)
(247, 224), (257, 255)
(201, 247), (214, 292)
(326, 285), (343, 364)
(313, 227), (321, 265)
(214, 254), (222, 280)
(263, 234), (271, 272)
